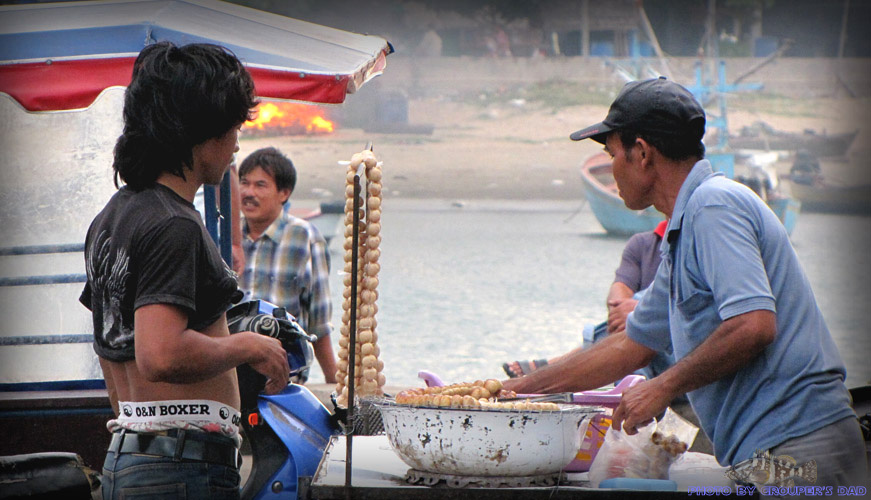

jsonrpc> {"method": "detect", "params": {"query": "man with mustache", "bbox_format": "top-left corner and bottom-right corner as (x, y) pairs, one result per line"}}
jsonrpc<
(237, 147), (337, 384)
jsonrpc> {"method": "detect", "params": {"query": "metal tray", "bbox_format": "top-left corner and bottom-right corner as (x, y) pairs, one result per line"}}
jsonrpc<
(374, 400), (600, 476)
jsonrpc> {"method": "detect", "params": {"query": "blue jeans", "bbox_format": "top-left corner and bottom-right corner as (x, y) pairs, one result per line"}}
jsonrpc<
(102, 450), (240, 499)
(761, 416), (869, 499)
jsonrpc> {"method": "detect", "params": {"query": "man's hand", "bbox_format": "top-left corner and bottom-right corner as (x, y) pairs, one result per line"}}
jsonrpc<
(607, 297), (638, 334)
(241, 331), (290, 394)
(611, 377), (674, 435)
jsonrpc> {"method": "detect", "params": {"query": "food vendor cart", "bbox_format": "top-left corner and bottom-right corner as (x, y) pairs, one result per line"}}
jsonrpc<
(0, 0), (390, 473)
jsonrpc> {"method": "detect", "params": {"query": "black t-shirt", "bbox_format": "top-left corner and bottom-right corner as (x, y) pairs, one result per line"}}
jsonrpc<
(80, 184), (239, 362)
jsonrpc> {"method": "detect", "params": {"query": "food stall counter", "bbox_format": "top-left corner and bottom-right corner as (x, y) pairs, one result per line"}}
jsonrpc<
(309, 435), (697, 499)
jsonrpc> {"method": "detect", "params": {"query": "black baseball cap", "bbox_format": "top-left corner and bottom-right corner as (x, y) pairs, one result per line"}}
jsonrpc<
(570, 76), (706, 144)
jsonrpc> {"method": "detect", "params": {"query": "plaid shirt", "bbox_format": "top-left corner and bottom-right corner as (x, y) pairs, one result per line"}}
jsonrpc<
(240, 213), (332, 339)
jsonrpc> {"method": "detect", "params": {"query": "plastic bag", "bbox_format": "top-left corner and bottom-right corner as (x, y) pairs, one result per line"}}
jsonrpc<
(588, 407), (699, 487)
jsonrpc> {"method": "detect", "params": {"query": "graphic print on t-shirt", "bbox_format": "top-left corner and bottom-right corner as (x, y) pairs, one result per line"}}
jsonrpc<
(86, 229), (132, 348)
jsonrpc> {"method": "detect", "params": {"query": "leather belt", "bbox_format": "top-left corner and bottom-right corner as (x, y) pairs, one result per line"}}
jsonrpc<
(108, 429), (240, 469)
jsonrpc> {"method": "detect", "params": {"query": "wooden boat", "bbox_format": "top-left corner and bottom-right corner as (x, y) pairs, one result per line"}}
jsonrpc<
(581, 152), (800, 237)
(580, 152), (664, 236)
(726, 122), (858, 158)
(782, 177), (871, 214)
(780, 152), (871, 214)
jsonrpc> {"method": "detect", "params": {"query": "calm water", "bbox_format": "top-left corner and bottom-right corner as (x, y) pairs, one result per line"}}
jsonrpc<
(0, 91), (868, 391)
(1, 198), (868, 393)
(308, 199), (871, 390)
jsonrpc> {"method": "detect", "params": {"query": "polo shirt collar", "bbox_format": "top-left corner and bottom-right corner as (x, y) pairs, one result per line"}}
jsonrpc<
(663, 159), (721, 247)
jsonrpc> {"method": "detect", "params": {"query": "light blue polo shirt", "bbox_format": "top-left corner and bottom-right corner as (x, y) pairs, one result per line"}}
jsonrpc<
(626, 159), (853, 466)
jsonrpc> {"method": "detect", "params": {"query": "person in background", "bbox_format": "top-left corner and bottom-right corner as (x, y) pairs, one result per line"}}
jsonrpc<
(503, 77), (866, 489)
(605, 221), (665, 335)
(237, 147), (338, 384)
(81, 42), (289, 500)
(494, 26), (512, 57)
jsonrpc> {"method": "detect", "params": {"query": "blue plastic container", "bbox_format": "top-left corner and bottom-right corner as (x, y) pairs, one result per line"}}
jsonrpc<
(599, 477), (678, 491)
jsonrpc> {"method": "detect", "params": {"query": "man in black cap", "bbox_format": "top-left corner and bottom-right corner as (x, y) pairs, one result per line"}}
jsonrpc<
(504, 77), (866, 489)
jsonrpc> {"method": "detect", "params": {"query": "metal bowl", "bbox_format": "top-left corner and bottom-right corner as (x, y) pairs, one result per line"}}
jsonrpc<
(376, 401), (600, 477)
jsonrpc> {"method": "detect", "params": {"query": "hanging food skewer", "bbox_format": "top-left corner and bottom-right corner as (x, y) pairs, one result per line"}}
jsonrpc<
(336, 149), (386, 408)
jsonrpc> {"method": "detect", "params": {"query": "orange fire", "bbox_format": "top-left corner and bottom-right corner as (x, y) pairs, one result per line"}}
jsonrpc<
(244, 102), (334, 134)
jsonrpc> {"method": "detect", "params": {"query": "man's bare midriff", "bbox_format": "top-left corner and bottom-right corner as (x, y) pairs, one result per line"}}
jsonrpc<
(100, 316), (241, 416)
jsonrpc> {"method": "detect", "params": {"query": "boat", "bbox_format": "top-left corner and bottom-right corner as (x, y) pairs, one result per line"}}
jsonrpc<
(580, 152), (800, 237)
(782, 177), (871, 214)
(767, 196), (801, 235)
(780, 152), (871, 214)
(580, 152), (664, 236)
(730, 152), (801, 236)
(722, 122), (858, 158)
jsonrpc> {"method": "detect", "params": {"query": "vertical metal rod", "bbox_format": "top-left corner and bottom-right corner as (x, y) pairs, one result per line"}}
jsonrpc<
(345, 143), (371, 498)
(218, 170), (233, 267)
(203, 185), (218, 247)
(344, 164), (364, 498)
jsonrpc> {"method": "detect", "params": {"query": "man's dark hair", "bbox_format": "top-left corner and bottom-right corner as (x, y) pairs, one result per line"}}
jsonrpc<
(113, 42), (258, 190)
(618, 129), (706, 162)
(238, 147), (297, 196)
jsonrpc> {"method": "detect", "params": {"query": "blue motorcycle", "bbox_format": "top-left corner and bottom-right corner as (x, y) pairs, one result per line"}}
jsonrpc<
(227, 299), (342, 499)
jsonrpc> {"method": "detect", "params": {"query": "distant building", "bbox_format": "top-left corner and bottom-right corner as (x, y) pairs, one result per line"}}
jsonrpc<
(233, 0), (870, 59)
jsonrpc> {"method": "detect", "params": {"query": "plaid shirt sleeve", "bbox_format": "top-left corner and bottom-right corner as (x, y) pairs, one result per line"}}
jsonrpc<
(302, 225), (332, 339)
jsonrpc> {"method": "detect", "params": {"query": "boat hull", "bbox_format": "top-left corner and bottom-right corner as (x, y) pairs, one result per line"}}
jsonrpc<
(729, 128), (857, 158)
(785, 179), (871, 214)
(581, 152), (802, 237)
(767, 197), (801, 236)
(580, 153), (664, 237)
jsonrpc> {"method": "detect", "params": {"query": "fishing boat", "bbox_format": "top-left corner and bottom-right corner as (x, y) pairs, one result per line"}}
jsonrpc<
(580, 152), (664, 237)
(780, 153), (871, 214)
(782, 177), (871, 214)
(767, 196), (801, 235)
(730, 152), (801, 236)
(580, 152), (800, 237)
(726, 122), (858, 158)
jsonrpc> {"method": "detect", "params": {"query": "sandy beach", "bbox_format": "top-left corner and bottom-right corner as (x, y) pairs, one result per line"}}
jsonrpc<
(237, 92), (871, 203)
